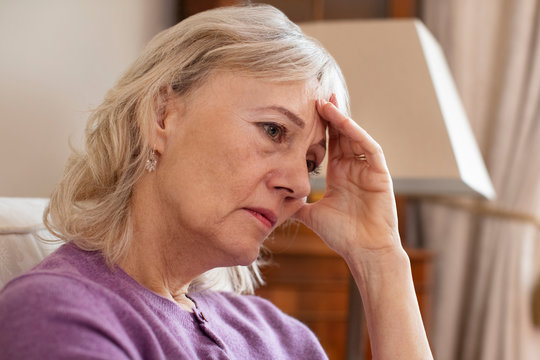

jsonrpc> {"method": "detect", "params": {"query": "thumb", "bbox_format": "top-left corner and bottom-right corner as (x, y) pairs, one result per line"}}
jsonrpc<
(291, 202), (315, 228)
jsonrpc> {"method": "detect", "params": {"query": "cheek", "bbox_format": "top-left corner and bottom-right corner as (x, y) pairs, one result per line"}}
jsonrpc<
(189, 135), (267, 204)
(219, 138), (269, 197)
(160, 120), (274, 217)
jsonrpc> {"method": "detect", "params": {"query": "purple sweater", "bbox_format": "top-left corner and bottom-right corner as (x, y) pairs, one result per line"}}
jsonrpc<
(0, 244), (327, 359)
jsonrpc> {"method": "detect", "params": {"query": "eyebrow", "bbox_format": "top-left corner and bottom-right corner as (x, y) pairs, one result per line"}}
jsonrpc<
(255, 105), (305, 129)
(253, 105), (326, 150)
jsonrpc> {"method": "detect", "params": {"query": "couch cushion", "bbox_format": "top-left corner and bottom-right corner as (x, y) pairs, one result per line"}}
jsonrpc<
(0, 198), (62, 288)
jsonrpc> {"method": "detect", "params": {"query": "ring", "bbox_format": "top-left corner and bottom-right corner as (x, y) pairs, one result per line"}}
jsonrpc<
(354, 153), (367, 161)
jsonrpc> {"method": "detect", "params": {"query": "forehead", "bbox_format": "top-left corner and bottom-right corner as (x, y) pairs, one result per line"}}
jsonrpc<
(191, 71), (319, 102)
(184, 72), (325, 132)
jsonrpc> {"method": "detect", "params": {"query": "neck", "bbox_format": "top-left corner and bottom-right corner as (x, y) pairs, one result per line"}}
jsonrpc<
(117, 179), (204, 312)
(118, 238), (196, 312)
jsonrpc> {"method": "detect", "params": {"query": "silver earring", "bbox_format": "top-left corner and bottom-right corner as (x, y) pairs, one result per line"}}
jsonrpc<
(145, 146), (157, 172)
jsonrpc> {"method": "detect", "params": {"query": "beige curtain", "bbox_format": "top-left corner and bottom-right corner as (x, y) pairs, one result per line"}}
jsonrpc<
(419, 0), (540, 359)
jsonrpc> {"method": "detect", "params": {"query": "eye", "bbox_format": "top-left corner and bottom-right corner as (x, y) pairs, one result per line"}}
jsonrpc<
(306, 160), (320, 175)
(262, 123), (286, 142)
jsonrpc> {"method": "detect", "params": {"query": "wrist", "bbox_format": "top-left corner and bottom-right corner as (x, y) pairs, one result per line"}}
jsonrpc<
(345, 246), (412, 293)
(345, 246), (432, 359)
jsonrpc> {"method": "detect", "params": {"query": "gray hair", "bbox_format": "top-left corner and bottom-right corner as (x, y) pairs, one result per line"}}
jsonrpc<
(44, 4), (349, 294)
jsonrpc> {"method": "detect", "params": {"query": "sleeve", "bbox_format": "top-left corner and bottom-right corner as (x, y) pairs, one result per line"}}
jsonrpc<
(0, 274), (134, 360)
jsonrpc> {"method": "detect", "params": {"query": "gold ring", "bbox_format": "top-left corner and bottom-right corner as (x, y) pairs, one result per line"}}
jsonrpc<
(354, 153), (367, 161)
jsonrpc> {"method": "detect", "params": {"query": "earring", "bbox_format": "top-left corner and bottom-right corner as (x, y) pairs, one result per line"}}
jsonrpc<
(145, 145), (157, 172)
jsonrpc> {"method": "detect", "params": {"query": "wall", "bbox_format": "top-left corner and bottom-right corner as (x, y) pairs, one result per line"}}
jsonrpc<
(0, 0), (176, 197)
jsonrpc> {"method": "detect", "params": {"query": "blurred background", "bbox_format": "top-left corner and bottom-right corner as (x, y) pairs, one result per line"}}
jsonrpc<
(1, 1), (539, 359)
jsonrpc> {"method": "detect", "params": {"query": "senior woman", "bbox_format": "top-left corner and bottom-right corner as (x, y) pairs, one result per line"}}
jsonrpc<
(0, 4), (432, 360)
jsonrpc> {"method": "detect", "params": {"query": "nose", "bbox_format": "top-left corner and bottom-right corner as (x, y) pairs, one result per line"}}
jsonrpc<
(269, 157), (312, 200)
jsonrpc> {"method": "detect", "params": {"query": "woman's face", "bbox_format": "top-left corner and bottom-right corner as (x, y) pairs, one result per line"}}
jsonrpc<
(154, 72), (326, 267)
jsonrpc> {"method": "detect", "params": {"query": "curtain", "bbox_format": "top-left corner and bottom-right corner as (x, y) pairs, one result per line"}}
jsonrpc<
(419, 0), (540, 359)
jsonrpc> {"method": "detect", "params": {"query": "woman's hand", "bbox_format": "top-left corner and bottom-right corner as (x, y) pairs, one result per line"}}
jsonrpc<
(295, 96), (433, 360)
(293, 95), (402, 261)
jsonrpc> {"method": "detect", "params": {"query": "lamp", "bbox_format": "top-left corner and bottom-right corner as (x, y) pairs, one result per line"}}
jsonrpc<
(300, 19), (495, 359)
(302, 19), (495, 199)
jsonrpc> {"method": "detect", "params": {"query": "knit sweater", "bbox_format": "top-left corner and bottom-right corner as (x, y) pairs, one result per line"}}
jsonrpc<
(0, 243), (327, 359)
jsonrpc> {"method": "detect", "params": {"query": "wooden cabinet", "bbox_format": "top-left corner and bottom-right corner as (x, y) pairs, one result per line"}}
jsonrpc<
(256, 223), (433, 360)
(256, 223), (350, 360)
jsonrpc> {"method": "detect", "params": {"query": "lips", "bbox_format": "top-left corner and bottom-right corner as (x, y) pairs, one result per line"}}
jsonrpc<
(244, 207), (278, 229)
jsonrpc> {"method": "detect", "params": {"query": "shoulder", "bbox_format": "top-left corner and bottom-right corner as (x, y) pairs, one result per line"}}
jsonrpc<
(0, 248), (134, 359)
(32, 242), (108, 277)
(0, 243), (123, 316)
(0, 268), (104, 312)
(0, 271), (100, 341)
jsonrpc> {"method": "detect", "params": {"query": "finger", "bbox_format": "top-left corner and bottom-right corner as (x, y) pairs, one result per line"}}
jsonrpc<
(329, 93), (338, 107)
(291, 202), (315, 228)
(318, 100), (388, 170)
(319, 100), (376, 150)
(318, 98), (358, 162)
(317, 97), (347, 149)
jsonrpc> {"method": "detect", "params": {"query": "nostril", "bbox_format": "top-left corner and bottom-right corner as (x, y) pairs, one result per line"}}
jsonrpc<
(285, 195), (302, 203)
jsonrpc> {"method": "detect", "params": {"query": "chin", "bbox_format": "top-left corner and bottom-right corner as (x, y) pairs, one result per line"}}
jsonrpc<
(225, 241), (263, 267)
(230, 249), (261, 267)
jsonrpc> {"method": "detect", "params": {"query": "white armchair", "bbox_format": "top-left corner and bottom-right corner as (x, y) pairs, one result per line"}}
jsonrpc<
(0, 198), (62, 289)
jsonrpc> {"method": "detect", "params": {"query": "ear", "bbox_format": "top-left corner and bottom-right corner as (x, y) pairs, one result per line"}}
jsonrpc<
(151, 86), (180, 154)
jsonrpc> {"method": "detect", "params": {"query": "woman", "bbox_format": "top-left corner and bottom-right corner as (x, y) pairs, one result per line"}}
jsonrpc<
(0, 4), (432, 359)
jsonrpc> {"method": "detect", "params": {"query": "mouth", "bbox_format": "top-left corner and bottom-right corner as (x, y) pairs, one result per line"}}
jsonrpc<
(243, 207), (278, 229)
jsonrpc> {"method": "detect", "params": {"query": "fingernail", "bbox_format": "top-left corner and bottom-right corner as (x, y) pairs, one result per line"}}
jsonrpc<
(329, 93), (337, 106)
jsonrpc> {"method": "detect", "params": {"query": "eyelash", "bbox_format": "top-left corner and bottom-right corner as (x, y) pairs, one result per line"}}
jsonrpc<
(261, 122), (321, 175)
(307, 160), (321, 175)
(262, 122), (287, 143)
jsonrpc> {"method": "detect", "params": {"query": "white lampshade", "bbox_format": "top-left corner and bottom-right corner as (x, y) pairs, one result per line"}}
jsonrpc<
(302, 19), (495, 199)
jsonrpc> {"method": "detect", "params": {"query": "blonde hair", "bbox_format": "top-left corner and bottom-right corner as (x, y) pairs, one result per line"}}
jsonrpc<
(44, 4), (349, 294)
